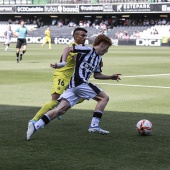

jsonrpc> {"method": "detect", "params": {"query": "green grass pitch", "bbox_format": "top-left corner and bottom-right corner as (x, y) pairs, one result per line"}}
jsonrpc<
(0, 43), (170, 170)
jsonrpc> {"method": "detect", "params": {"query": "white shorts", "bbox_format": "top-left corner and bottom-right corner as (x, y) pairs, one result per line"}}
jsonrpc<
(58, 83), (103, 107)
(4, 39), (11, 45)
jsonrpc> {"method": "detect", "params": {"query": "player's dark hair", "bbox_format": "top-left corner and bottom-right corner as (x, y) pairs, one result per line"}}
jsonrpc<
(73, 27), (87, 36)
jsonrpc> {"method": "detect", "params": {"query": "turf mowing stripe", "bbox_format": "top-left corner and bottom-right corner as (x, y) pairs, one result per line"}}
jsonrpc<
(122, 74), (170, 78)
(93, 82), (170, 89)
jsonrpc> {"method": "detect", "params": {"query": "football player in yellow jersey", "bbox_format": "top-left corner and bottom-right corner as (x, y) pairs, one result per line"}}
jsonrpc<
(30, 27), (87, 123)
(42, 26), (52, 49)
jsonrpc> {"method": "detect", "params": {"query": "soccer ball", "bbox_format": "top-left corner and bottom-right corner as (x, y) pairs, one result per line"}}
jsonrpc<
(136, 119), (152, 136)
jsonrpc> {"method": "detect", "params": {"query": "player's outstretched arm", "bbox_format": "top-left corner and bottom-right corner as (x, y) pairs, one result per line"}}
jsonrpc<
(50, 46), (73, 69)
(110, 74), (121, 81)
(50, 63), (57, 69)
(50, 61), (66, 69)
(94, 72), (121, 81)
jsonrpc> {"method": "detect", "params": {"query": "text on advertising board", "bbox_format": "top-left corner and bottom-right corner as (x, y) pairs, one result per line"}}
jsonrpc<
(136, 39), (161, 46)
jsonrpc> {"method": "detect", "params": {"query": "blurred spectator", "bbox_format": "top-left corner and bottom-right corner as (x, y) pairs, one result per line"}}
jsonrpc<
(52, 18), (57, 25)
(87, 19), (91, 27)
(115, 31), (123, 39)
(130, 32), (137, 39)
(79, 20), (83, 27)
(15, 19), (19, 25)
(135, 31), (140, 38)
(153, 28), (159, 35)
(122, 31), (129, 40)
(150, 19), (155, 26)
(37, 18), (43, 27)
(58, 20), (63, 27)
(162, 19), (167, 25)
(68, 21), (75, 27)
(25, 18), (30, 25)
(8, 18), (12, 24)
(103, 29), (108, 36)
(130, 31), (140, 39)
(119, 32), (124, 39)
(33, 19), (37, 25)
(143, 18), (149, 26)
(115, 32), (119, 39)
(157, 19), (162, 25)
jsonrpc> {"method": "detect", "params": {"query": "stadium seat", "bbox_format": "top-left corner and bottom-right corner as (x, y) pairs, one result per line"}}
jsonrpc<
(3, 0), (9, 4)
(15, 0), (21, 4)
(8, 0), (15, 4)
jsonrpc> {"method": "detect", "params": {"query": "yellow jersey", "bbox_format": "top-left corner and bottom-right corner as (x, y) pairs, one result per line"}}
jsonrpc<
(45, 29), (51, 38)
(53, 42), (78, 80)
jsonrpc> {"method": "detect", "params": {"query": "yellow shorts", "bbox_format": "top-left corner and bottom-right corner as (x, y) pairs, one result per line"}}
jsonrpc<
(51, 74), (70, 95)
(44, 37), (51, 43)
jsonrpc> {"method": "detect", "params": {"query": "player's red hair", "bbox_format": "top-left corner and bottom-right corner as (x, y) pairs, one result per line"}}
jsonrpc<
(93, 34), (112, 47)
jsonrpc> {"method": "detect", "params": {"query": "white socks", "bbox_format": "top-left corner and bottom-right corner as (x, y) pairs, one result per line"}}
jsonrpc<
(34, 114), (51, 130)
(34, 119), (45, 130)
(90, 117), (100, 127)
(5, 46), (8, 51)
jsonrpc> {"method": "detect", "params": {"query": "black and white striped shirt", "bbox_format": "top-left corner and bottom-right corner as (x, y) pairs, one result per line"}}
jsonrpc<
(69, 45), (102, 88)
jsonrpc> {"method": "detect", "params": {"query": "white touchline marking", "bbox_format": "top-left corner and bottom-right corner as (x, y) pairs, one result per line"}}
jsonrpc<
(122, 74), (170, 78)
(92, 82), (170, 89)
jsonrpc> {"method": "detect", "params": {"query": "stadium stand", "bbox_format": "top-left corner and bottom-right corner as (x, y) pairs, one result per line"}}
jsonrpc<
(0, 15), (169, 39)
(25, 19), (170, 39)
(26, 25), (149, 39)
(0, 0), (169, 41)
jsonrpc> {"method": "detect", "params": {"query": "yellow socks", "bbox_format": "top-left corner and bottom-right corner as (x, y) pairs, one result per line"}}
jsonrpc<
(32, 100), (58, 121)
(49, 43), (52, 49)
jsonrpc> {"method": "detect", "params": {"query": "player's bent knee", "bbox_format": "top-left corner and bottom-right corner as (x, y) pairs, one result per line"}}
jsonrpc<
(104, 95), (109, 103)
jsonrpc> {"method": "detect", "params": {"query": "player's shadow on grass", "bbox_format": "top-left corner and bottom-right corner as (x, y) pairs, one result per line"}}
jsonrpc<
(0, 104), (170, 170)
(0, 104), (169, 141)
